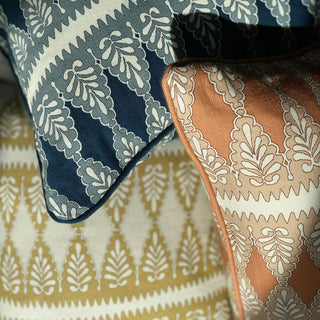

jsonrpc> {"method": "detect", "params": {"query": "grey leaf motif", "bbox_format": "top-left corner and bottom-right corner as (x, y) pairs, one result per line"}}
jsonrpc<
(36, 94), (72, 150)
(77, 158), (119, 204)
(261, 0), (290, 27)
(63, 59), (116, 127)
(24, 0), (52, 37)
(131, 3), (182, 64)
(182, 12), (222, 56)
(46, 188), (88, 220)
(98, 20), (150, 96)
(112, 125), (146, 168)
(301, 0), (317, 15)
(0, 5), (8, 29)
(9, 28), (28, 71)
(145, 96), (171, 141)
(216, 0), (258, 25)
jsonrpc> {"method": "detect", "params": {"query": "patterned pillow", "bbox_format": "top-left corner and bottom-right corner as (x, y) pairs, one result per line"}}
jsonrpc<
(0, 88), (231, 320)
(0, 1), (318, 223)
(162, 45), (320, 319)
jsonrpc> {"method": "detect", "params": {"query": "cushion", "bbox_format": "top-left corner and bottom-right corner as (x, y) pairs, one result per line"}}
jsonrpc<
(0, 1), (317, 223)
(162, 45), (320, 319)
(0, 88), (231, 319)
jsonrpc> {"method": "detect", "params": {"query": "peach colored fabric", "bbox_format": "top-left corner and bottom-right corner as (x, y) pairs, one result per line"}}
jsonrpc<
(162, 46), (320, 320)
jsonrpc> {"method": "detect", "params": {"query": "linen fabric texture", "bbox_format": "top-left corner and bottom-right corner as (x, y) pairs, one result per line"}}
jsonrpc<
(0, 88), (231, 320)
(162, 46), (320, 319)
(0, 0), (318, 222)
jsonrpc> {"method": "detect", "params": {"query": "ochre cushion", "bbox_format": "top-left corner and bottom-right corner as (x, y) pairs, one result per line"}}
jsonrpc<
(0, 88), (231, 319)
(162, 45), (320, 319)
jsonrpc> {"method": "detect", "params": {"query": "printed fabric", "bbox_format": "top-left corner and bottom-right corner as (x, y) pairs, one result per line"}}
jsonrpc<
(162, 46), (320, 319)
(0, 0), (318, 222)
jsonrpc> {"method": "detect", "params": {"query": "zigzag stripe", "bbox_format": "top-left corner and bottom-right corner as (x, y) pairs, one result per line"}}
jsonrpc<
(0, 143), (38, 170)
(216, 177), (320, 222)
(0, 272), (226, 319)
(26, 0), (131, 105)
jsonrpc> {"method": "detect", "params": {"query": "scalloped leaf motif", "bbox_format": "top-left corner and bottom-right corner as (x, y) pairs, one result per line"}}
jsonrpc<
(306, 220), (320, 267)
(301, 0), (317, 15)
(201, 64), (244, 110)
(239, 278), (262, 315)
(235, 121), (282, 186)
(63, 59), (116, 127)
(46, 188), (88, 220)
(261, 0), (290, 26)
(288, 106), (320, 173)
(35, 94), (80, 158)
(191, 135), (229, 185)
(145, 96), (172, 141)
(0, 5), (8, 29)
(131, 3), (180, 64)
(9, 28), (28, 71)
(77, 158), (119, 204)
(112, 125), (146, 169)
(213, 299), (232, 320)
(257, 227), (294, 277)
(226, 222), (247, 265)
(24, 0), (52, 37)
(267, 286), (309, 320)
(170, 0), (217, 15)
(98, 25), (150, 95)
(216, 0), (258, 25)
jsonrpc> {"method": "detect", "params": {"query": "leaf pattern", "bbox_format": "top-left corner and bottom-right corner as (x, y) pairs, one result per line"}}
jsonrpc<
(0, 176), (18, 226)
(97, 16), (151, 96)
(77, 158), (119, 204)
(233, 119), (282, 186)
(286, 105), (320, 173)
(261, 0), (290, 26)
(258, 227), (294, 276)
(8, 27), (28, 71)
(103, 237), (133, 289)
(145, 96), (172, 142)
(178, 222), (202, 276)
(185, 309), (206, 320)
(27, 176), (47, 226)
(216, 0), (258, 25)
(112, 125), (146, 169)
(268, 286), (309, 320)
(24, 0), (53, 37)
(33, 92), (81, 159)
(0, 244), (21, 294)
(130, 1), (184, 64)
(0, 102), (22, 139)
(28, 245), (57, 295)
(65, 241), (94, 292)
(62, 59), (116, 127)
(142, 228), (170, 282)
(174, 160), (200, 211)
(140, 163), (167, 214)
